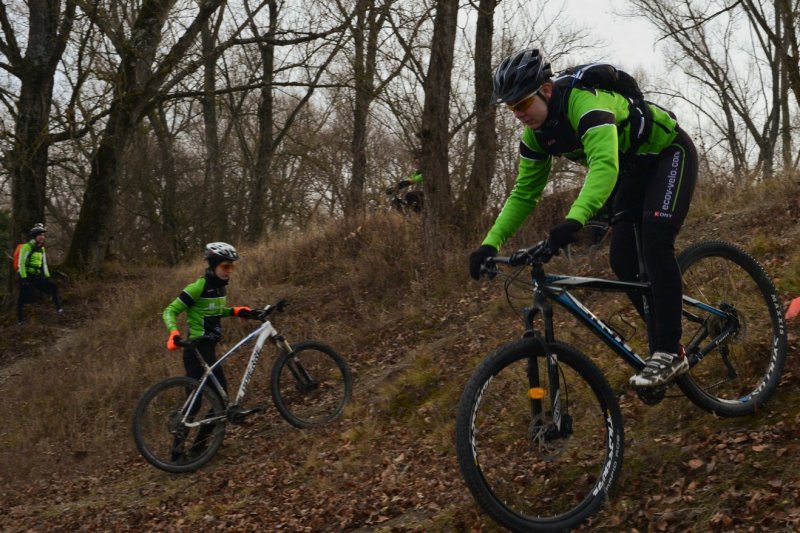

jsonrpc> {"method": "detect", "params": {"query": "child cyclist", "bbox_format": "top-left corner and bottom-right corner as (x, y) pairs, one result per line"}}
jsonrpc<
(163, 242), (285, 459)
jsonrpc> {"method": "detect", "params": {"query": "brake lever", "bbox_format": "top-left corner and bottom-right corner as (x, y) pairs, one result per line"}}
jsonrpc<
(480, 262), (498, 280)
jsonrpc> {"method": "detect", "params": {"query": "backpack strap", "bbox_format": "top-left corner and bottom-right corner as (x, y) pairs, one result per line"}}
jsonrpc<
(622, 99), (653, 164)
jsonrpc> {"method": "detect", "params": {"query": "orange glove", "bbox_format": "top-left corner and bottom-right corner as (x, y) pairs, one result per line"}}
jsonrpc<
(787, 297), (800, 320)
(233, 306), (253, 319)
(167, 330), (182, 351)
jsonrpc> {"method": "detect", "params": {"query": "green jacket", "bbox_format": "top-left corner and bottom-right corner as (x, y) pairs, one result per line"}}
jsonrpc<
(17, 240), (49, 279)
(406, 171), (423, 185)
(163, 273), (235, 341)
(483, 87), (679, 250)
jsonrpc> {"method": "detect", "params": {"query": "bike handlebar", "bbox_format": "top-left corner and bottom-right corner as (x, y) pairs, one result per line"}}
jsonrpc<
(480, 240), (554, 278)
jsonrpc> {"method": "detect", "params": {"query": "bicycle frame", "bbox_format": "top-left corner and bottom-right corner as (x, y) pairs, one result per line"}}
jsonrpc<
(179, 320), (293, 428)
(524, 266), (738, 370)
(506, 249), (739, 436)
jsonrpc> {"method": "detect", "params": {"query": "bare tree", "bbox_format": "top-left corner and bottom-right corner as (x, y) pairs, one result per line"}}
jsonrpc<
(201, 18), (229, 238)
(453, 0), (498, 235)
(239, 0), (349, 241)
(419, 0), (458, 246)
(741, 0), (800, 109)
(0, 0), (76, 250)
(64, 0), (228, 269)
(629, 0), (785, 178)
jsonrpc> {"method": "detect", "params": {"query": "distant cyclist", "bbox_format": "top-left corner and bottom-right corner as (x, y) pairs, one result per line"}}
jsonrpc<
(469, 48), (698, 388)
(16, 223), (63, 325)
(387, 169), (424, 213)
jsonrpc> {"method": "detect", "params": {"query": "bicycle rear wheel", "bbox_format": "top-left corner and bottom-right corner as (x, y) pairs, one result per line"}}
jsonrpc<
(132, 377), (226, 473)
(455, 339), (623, 532)
(271, 341), (352, 429)
(676, 240), (787, 417)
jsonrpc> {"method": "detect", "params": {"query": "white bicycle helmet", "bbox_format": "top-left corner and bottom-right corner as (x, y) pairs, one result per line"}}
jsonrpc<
(29, 223), (47, 238)
(204, 242), (239, 263)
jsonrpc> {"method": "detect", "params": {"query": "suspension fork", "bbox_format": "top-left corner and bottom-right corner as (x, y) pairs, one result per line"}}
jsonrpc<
(272, 335), (318, 390)
(524, 281), (562, 431)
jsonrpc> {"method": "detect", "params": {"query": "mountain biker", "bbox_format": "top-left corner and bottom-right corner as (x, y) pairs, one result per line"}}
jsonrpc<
(468, 48), (698, 388)
(162, 242), (285, 459)
(16, 223), (63, 325)
(163, 242), (281, 392)
(387, 169), (424, 212)
(393, 169), (423, 191)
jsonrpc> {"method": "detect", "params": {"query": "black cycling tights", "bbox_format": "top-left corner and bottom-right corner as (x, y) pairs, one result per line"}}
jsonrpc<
(609, 128), (697, 355)
(17, 276), (61, 323)
(184, 341), (228, 394)
(610, 222), (683, 354)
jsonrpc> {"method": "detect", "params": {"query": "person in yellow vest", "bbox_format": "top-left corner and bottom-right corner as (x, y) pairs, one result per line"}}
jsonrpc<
(16, 223), (62, 325)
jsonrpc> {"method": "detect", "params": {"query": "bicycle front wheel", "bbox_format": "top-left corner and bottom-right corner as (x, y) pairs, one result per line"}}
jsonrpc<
(270, 341), (352, 429)
(677, 240), (787, 417)
(455, 339), (624, 532)
(132, 377), (226, 473)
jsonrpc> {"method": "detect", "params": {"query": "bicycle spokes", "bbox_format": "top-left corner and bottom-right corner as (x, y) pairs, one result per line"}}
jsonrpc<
(271, 342), (351, 429)
(677, 241), (786, 416)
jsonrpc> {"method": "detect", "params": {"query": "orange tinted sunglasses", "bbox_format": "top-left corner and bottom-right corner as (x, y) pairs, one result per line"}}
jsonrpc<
(218, 262), (236, 272)
(506, 90), (541, 113)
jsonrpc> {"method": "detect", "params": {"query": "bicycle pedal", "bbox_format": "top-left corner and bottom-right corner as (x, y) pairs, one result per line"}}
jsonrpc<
(227, 405), (266, 424)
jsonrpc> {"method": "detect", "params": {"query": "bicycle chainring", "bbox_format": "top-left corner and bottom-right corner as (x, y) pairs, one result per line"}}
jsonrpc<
(635, 384), (667, 405)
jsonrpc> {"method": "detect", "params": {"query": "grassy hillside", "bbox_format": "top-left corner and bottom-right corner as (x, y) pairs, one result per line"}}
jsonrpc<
(1, 176), (799, 531)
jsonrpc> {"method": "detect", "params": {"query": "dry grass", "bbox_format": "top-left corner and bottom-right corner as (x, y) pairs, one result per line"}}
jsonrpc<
(0, 173), (799, 530)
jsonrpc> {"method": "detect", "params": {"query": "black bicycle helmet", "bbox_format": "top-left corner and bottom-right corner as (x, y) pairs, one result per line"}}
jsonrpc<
(29, 223), (47, 238)
(491, 48), (553, 105)
(204, 242), (239, 264)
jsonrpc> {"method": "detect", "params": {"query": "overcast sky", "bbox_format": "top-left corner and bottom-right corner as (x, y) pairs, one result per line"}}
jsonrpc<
(562, 0), (664, 72)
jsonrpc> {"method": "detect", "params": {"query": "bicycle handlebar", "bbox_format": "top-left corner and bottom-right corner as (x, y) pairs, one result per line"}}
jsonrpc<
(480, 240), (554, 278)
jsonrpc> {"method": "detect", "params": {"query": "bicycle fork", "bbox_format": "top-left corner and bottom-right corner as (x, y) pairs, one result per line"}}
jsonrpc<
(273, 336), (320, 393)
(524, 285), (572, 445)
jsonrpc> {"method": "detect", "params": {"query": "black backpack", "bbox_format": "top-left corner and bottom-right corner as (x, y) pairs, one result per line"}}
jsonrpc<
(554, 63), (644, 100)
(544, 62), (653, 161)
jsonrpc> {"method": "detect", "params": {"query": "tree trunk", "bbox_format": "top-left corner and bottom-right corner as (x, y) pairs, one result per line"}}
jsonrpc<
(65, 0), (225, 269)
(247, 1), (278, 242)
(8, 0), (75, 247)
(148, 106), (181, 264)
(419, 0), (459, 249)
(345, 0), (378, 217)
(454, 0), (496, 236)
(201, 20), (229, 239)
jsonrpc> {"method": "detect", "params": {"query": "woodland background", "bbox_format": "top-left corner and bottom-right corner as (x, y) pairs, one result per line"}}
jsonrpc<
(1, 1), (800, 531)
(0, 0), (798, 279)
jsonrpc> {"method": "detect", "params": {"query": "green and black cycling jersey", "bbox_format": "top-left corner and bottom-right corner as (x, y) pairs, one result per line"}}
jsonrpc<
(163, 272), (235, 341)
(483, 86), (680, 250)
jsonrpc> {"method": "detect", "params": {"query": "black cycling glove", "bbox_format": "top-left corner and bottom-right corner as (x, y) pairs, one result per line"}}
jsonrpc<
(547, 219), (582, 255)
(469, 245), (497, 280)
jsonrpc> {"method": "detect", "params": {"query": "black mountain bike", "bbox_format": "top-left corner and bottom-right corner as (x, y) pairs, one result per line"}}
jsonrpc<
(132, 306), (352, 473)
(385, 184), (423, 214)
(455, 231), (787, 531)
